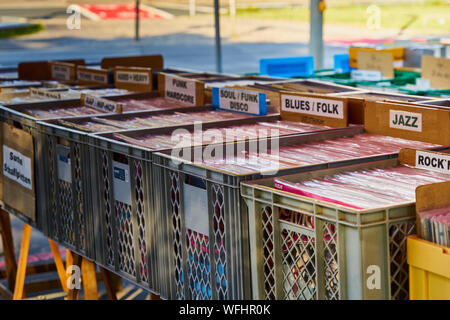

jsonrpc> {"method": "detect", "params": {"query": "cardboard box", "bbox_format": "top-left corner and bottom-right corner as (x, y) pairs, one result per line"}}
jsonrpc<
(101, 54), (163, 70)
(18, 59), (85, 80)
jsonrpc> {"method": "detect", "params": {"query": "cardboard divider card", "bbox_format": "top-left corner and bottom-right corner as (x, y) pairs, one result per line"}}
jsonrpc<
(357, 51), (394, 79)
(114, 66), (152, 92)
(81, 94), (122, 113)
(29, 87), (62, 100)
(279, 92), (348, 127)
(49, 61), (77, 82)
(77, 66), (110, 85)
(421, 55), (450, 90)
(364, 101), (450, 145)
(212, 87), (267, 115)
(158, 73), (205, 107)
(100, 54), (163, 70)
(2, 123), (35, 221)
(18, 59), (85, 80)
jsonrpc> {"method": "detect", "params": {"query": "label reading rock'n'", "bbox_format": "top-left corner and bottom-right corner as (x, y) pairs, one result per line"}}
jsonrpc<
(3, 145), (33, 190)
(165, 75), (197, 106)
(51, 64), (71, 81)
(116, 71), (150, 84)
(83, 94), (122, 113)
(212, 88), (266, 115)
(281, 94), (344, 119)
(416, 151), (450, 174)
(389, 110), (422, 132)
(29, 88), (62, 100)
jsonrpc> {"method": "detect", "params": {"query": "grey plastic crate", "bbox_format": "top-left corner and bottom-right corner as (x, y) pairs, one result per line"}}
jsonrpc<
(151, 125), (445, 300)
(239, 155), (450, 300)
(86, 113), (287, 294)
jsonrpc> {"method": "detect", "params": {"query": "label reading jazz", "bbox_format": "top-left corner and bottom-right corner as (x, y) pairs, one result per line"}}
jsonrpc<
(389, 110), (422, 132)
(83, 94), (121, 113)
(416, 151), (450, 174)
(29, 87), (62, 100)
(77, 70), (107, 84)
(112, 161), (132, 206)
(281, 94), (344, 119)
(116, 71), (150, 84)
(165, 75), (197, 106)
(51, 64), (71, 81)
(3, 145), (32, 190)
(212, 88), (266, 115)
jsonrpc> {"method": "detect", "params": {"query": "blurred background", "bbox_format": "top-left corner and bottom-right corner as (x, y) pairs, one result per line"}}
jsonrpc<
(0, 0), (448, 73)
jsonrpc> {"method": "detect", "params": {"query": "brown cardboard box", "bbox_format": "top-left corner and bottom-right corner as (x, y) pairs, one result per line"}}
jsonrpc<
(101, 54), (163, 70)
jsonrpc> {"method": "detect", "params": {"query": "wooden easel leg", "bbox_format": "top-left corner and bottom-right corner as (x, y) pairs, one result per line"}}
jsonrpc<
(0, 209), (17, 292)
(81, 258), (98, 300)
(147, 293), (160, 300)
(66, 249), (73, 270)
(99, 267), (117, 300)
(13, 223), (32, 300)
(66, 252), (81, 300)
(48, 239), (68, 292)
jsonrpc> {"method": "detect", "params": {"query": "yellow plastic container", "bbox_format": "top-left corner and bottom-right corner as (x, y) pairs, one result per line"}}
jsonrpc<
(349, 47), (404, 68)
(407, 235), (450, 300)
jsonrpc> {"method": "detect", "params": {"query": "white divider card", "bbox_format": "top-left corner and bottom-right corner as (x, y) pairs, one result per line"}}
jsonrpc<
(389, 110), (422, 132)
(350, 70), (383, 81)
(164, 74), (198, 106)
(29, 87), (62, 100)
(81, 94), (122, 113)
(3, 145), (32, 190)
(281, 94), (344, 119)
(416, 150), (450, 174)
(212, 88), (267, 115)
(112, 161), (132, 206)
(56, 144), (72, 183)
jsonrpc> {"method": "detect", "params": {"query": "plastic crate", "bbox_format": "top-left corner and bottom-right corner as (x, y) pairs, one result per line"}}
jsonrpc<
(240, 157), (450, 300)
(150, 126), (444, 300)
(407, 235), (450, 300)
(86, 113), (288, 295)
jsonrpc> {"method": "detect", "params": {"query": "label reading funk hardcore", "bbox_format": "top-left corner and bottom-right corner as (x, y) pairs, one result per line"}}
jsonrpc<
(281, 94), (344, 119)
(389, 110), (422, 132)
(212, 88), (267, 115)
(3, 145), (33, 190)
(416, 151), (450, 174)
(164, 75), (197, 106)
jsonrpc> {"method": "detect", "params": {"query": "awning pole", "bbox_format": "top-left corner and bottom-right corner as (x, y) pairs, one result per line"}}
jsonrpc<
(214, 0), (223, 73)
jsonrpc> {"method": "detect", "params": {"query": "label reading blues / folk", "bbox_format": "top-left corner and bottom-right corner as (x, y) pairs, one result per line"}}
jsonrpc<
(212, 88), (267, 115)
(112, 161), (132, 206)
(416, 151), (450, 174)
(165, 75), (197, 106)
(389, 110), (422, 132)
(3, 145), (32, 190)
(281, 94), (344, 119)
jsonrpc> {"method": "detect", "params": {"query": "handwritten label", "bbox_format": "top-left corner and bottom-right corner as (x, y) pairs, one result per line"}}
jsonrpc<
(421, 55), (450, 90)
(116, 71), (150, 84)
(389, 110), (422, 132)
(112, 161), (132, 206)
(77, 70), (108, 84)
(164, 75), (197, 106)
(82, 94), (122, 113)
(51, 64), (71, 81)
(3, 145), (32, 190)
(281, 94), (344, 119)
(357, 51), (394, 79)
(416, 150), (450, 174)
(29, 87), (62, 100)
(212, 88), (267, 115)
